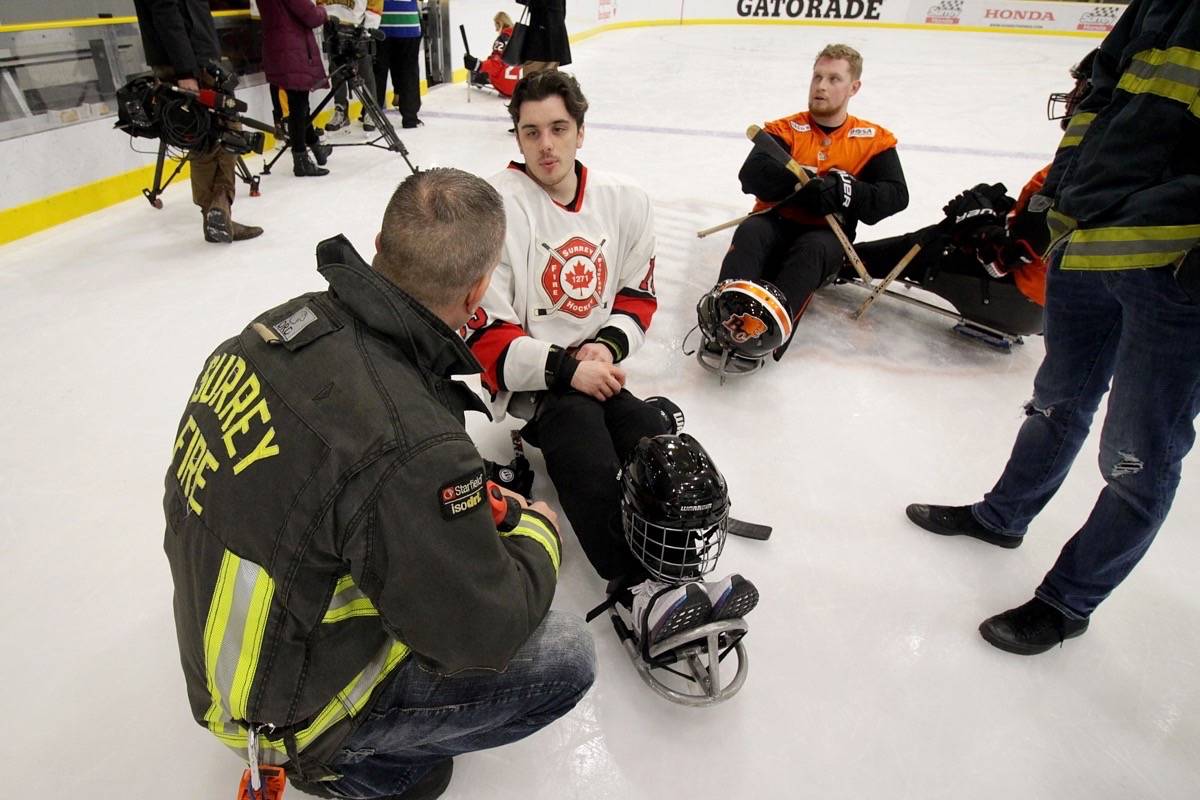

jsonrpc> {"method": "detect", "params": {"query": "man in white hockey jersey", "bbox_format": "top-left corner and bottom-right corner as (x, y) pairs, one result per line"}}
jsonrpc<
(463, 71), (758, 647)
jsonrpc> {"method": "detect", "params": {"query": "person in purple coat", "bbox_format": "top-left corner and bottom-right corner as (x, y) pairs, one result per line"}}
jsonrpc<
(258, 0), (342, 176)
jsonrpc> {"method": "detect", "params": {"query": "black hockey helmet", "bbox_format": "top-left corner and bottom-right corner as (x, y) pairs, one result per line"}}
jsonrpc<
(1048, 48), (1098, 126)
(620, 434), (730, 583)
(696, 279), (793, 359)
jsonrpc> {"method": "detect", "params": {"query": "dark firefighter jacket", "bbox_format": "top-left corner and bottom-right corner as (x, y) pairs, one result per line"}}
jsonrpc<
(1044, 0), (1200, 270)
(163, 235), (561, 777)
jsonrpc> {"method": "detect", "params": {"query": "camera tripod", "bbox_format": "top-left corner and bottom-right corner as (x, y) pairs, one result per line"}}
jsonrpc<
(142, 138), (260, 209)
(261, 57), (417, 176)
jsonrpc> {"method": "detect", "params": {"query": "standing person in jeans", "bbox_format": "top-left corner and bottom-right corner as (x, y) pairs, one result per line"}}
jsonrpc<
(163, 168), (593, 800)
(132, 0), (263, 242)
(258, 0), (337, 176)
(323, 0), (382, 133)
(520, 0), (570, 75)
(907, 0), (1200, 656)
(375, 0), (422, 128)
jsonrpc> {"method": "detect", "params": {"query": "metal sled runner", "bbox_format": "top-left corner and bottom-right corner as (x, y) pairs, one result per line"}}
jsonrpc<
(610, 608), (750, 707)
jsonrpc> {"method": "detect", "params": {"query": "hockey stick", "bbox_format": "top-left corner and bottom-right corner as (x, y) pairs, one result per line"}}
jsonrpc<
(459, 25), (474, 103)
(851, 241), (921, 319)
(697, 213), (753, 239)
(745, 125), (871, 283)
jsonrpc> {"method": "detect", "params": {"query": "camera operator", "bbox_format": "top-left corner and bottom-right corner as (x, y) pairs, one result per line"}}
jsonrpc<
(323, 1), (382, 132)
(133, 0), (263, 242)
(258, 0), (338, 177)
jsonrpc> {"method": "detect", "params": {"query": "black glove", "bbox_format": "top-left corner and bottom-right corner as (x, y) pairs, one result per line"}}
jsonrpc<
(463, 53), (479, 71)
(484, 455), (535, 499)
(799, 169), (855, 215)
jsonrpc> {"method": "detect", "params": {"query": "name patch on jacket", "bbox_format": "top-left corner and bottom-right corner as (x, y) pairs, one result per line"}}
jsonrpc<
(848, 127), (877, 138)
(790, 122), (812, 133)
(439, 469), (486, 519)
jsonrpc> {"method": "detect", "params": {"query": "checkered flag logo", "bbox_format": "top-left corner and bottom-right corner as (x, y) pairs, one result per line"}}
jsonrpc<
(1081, 6), (1121, 24)
(927, 0), (963, 13)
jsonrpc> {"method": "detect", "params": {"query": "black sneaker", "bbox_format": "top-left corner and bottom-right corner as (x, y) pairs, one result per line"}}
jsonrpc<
(291, 758), (453, 800)
(360, 117), (376, 132)
(402, 118), (424, 129)
(905, 503), (1023, 549)
(979, 597), (1089, 655)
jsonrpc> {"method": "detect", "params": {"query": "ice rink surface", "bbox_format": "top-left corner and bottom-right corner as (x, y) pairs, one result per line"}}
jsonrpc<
(2, 22), (1198, 800)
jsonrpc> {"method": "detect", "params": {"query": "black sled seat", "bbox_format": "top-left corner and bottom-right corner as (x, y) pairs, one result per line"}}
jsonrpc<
(919, 271), (1044, 337)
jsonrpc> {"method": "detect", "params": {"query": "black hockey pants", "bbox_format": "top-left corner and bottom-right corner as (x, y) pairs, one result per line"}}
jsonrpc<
(718, 214), (844, 320)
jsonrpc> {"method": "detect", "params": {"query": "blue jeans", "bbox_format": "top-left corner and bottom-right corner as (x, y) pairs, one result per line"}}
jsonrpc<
(972, 260), (1200, 618)
(315, 611), (595, 799)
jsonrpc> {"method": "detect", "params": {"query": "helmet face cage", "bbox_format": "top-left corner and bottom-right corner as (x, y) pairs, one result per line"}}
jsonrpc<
(620, 433), (731, 584)
(1047, 49), (1097, 125)
(623, 505), (729, 583)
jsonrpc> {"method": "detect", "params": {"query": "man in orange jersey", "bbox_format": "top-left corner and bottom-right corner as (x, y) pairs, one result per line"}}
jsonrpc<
(849, 51), (1100, 339)
(712, 43), (908, 361)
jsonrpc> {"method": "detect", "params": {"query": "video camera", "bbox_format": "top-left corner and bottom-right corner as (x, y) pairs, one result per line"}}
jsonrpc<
(115, 63), (271, 156)
(323, 20), (385, 61)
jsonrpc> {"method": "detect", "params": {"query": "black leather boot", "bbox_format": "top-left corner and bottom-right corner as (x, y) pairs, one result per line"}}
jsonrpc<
(293, 150), (329, 177)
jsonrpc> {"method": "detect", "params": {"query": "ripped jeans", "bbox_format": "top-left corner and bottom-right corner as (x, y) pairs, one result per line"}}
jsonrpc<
(972, 258), (1200, 618)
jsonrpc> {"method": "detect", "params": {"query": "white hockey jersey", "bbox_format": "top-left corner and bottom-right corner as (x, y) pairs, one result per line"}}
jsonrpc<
(464, 161), (658, 419)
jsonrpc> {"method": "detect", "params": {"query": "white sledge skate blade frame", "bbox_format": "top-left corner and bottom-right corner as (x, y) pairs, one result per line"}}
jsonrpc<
(609, 608), (750, 707)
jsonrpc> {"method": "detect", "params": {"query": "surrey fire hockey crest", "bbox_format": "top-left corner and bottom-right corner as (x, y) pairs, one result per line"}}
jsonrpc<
(539, 236), (608, 318)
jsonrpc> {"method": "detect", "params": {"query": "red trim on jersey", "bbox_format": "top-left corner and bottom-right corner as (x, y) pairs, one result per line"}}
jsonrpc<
(468, 320), (527, 396)
(611, 288), (657, 332)
(507, 161), (588, 212)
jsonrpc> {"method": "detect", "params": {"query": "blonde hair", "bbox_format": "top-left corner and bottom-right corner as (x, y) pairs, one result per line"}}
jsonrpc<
(494, 11), (513, 30)
(815, 43), (863, 81)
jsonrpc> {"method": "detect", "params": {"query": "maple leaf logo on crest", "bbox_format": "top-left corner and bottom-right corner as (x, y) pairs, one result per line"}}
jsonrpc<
(565, 262), (593, 290)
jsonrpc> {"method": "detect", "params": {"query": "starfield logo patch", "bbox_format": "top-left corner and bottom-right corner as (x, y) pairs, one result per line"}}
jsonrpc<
(439, 470), (486, 520)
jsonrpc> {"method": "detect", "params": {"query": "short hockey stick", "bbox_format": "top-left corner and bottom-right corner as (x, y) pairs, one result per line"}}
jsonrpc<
(745, 125), (871, 283)
(851, 241), (921, 319)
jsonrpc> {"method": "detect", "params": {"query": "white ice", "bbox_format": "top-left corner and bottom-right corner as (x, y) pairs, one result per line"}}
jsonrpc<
(2, 23), (1198, 800)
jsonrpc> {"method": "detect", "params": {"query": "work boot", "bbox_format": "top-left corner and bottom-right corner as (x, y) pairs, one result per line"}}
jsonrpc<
(230, 220), (264, 241)
(325, 107), (348, 131)
(293, 150), (329, 177)
(203, 207), (232, 243)
(905, 503), (1023, 549)
(311, 141), (333, 166)
(979, 597), (1089, 655)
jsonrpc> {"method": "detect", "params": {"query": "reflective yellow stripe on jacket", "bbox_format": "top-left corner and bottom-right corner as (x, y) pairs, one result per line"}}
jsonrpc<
(202, 555), (409, 763)
(1056, 111), (1095, 149)
(1061, 224), (1200, 270)
(1118, 46), (1200, 119)
(502, 513), (561, 574)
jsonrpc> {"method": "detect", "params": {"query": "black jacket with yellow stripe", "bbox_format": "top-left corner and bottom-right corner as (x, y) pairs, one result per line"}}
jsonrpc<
(1044, 0), (1200, 270)
(163, 235), (561, 777)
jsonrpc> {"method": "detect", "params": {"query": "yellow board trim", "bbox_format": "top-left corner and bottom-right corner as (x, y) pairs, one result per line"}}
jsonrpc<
(0, 10), (247, 33)
(2, 17), (1105, 246)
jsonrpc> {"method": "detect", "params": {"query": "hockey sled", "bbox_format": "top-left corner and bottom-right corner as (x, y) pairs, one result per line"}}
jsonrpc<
(841, 273), (1042, 350)
(610, 606), (750, 707)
